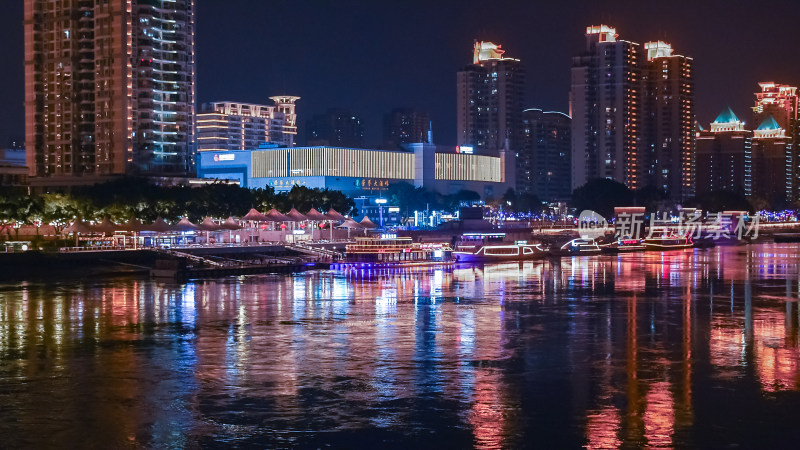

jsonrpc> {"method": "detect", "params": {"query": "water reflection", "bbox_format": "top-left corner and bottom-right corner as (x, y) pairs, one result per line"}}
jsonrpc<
(2, 244), (800, 447)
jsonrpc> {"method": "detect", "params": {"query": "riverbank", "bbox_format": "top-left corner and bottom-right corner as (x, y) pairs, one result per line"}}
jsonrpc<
(0, 244), (332, 281)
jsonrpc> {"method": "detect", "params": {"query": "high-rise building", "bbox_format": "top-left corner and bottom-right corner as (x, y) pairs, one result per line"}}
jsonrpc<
(306, 109), (365, 148)
(641, 41), (695, 200)
(24, 0), (196, 183)
(519, 108), (572, 200)
(695, 108), (752, 196)
(383, 108), (432, 149)
(570, 25), (641, 191)
(752, 82), (798, 202)
(457, 41), (524, 156)
(752, 82), (798, 131)
(750, 115), (794, 205)
(196, 97), (299, 152)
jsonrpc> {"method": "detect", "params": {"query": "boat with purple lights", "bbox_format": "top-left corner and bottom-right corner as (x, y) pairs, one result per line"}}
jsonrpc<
(342, 235), (451, 264)
(452, 233), (546, 262)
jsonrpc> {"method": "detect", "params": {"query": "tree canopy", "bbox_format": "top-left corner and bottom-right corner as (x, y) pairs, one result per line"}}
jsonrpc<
(684, 190), (753, 213)
(571, 178), (635, 219)
(0, 178), (356, 227)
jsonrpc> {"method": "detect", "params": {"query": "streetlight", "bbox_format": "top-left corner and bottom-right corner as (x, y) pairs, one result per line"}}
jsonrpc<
(375, 198), (388, 228)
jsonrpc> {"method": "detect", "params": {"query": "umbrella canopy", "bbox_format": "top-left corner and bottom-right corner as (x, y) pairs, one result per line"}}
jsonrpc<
(173, 217), (198, 232)
(359, 216), (378, 229)
(285, 208), (308, 222)
(265, 208), (291, 222)
(92, 217), (121, 234)
(196, 217), (221, 232)
(64, 219), (94, 234)
(304, 208), (330, 221)
(144, 217), (174, 233)
(326, 208), (346, 221)
(120, 218), (146, 232)
(339, 218), (363, 229)
(218, 217), (242, 230)
(242, 208), (269, 222)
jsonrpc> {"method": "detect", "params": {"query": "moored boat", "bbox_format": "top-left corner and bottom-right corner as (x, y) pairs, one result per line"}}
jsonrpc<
(452, 232), (546, 262)
(343, 236), (451, 264)
(551, 238), (602, 256)
(601, 238), (647, 254)
(643, 234), (693, 251)
(453, 242), (546, 262)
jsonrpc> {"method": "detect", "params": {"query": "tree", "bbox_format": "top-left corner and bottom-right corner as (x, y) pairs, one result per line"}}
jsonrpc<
(684, 190), (753, 213)
(41, 193), (82, 234)
(633, 186), (669, 213)
(571, 178), (634, 219)
(497, 188), (542, 214)
(0, 187), (30, 240)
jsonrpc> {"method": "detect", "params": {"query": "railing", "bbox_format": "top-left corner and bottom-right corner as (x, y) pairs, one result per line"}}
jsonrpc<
(286, 244), (343, 261)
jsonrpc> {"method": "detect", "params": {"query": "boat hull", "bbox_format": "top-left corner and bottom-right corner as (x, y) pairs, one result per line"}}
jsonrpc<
(453, 244), (545, 263)
(643, 242), (694, 251)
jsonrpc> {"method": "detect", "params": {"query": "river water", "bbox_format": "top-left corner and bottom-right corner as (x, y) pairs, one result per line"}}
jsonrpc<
(2, 244), (800, 448)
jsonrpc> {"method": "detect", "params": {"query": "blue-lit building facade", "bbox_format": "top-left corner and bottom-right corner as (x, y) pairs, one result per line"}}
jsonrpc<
(197, 143), (511, 199)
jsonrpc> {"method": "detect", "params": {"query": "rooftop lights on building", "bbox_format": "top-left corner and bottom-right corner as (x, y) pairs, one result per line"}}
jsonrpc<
(473, 41), (507, 63)
(644, 41), (673, 61)
(586, 25), (618, 42)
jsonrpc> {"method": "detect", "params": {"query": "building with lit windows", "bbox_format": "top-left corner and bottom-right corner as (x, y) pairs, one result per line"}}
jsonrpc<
(196, 97), (299, 152)
(306, 109), (365, 148)
(457, 41), (524, 159)
(197, 143), (511, 199)
(570, 25), (641, 190)
(695, 108), (752, 196)
(750, 115), (794, 205)
(0, 147), (28, 187)
(641, 41), (695, 200)
(752, 82), (798, 202)
(753, 82), (798, 132)
(518, 108), (572, 201)
(383, 108), (433, 149)
(24, 0), (196, 184)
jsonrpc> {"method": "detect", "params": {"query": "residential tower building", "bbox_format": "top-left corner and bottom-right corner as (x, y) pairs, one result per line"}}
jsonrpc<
(306, 109), (365, 148)
(519, 108), (572, 200)
(695, 108), (752, 196)
(457, 41), (524, 156)
(641, 41), (695, 200)
(24, 0), (196, 183)
(383, 108), (433, 149)
(196, 97), (299, 152)
(570, 25), (641, 190)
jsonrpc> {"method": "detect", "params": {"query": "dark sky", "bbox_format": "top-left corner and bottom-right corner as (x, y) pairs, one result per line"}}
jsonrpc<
(3, 0), (800, 146)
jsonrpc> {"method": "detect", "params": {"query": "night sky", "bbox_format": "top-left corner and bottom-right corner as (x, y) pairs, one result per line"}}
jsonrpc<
(3, 0), (800, 147)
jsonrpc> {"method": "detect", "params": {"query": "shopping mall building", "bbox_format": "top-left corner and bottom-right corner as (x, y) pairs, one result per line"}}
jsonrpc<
(197, 143), (513, 199)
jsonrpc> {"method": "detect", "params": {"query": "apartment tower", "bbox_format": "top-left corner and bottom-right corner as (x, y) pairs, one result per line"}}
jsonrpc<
(457, 41), (524, 155)
(641, 41), (695, 200)
(24, 0), (196, 183)
(570, 25), (641, 190)
(196, 97), (299, 152)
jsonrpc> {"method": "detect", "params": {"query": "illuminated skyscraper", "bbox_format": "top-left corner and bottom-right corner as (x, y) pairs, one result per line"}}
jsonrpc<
(641, 41), (695, 200)
(695, 108), (752, 196)
(519, 108), (572, 200)
(196, 97), (299, 152)
(24, 0), (196, 183)
(570, 25), (641, 190)
(752, 82), (798, 202)
(751, 115), (794, 205)
(457, 41), (524, 156)
(752, 82), (798, 131)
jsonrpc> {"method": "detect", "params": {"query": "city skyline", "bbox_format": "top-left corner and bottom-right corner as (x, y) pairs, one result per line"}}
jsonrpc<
(2, 1), (800, 147)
